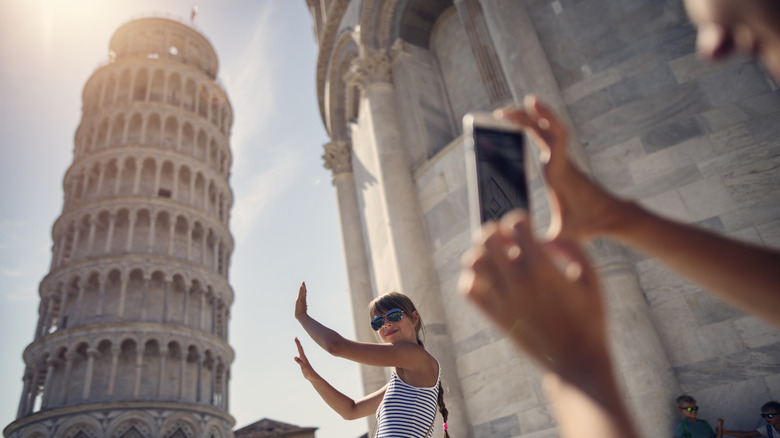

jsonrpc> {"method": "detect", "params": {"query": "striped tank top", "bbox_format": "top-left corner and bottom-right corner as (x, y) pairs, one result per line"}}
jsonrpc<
(375, 362), (440, 438)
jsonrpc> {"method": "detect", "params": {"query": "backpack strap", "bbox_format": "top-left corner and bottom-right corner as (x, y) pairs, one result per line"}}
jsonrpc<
(701, 419), (714, 437)
(767, 423), (773, 438)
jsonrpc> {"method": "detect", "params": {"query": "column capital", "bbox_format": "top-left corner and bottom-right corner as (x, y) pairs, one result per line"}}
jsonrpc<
(322, 141), (352, 178)
(345, 49), (392, 90)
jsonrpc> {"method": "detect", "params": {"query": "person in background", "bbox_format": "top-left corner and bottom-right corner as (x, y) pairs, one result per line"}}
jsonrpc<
(722, 401), (780, 437)
(673, 395), (724, 438)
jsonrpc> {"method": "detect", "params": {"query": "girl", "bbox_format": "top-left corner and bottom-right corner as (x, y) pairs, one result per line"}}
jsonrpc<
(294, 281), (450, 437)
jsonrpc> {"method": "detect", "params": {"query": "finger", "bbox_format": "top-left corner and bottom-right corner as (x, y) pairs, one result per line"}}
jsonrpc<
(545, 238), (600, 294)
(294, 337), (306, 357)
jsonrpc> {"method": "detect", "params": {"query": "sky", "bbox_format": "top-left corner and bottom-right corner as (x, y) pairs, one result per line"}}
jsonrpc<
(0, 1), (367, 437)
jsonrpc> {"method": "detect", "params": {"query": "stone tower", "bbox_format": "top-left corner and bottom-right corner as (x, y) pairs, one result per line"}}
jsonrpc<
(4, 17), (235, 438)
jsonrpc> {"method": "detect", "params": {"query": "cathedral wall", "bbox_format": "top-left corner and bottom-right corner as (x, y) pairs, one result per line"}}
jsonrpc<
(317, 0), (780, 436)
(473, 0), (780, 433)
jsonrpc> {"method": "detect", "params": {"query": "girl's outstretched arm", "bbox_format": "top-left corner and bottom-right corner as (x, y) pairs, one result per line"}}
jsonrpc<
(294, 282), (434, 373)
(293, 337), (385, 420)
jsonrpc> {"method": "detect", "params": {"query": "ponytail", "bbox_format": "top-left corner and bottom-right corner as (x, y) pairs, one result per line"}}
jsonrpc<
(437, 381), (450, 438)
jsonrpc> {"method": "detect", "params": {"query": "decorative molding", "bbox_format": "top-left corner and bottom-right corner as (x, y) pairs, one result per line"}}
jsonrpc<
(315, 0), (353, 132)
(322, 141), (353, 178)
(344, 49), (392, 90)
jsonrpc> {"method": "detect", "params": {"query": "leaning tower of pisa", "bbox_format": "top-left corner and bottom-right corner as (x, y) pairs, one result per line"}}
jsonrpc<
(4, 17), (235, 438)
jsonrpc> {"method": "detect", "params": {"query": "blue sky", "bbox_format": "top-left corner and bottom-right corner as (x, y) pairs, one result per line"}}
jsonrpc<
(0, 1), (366, 437)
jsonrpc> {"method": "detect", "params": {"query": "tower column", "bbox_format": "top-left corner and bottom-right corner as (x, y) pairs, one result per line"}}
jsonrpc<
(74, 282), (85, 326)
(114, 162), (124, 195)
(59, 286), (70, 329)
(82, 348), (98, 400)
(126, 211), (137, 252)
(133, 346), (143, 398)
(117, 272), (129, 319)
(96, 277), (106, 316)
(104, 212), (116, 253)
(85, 217), (97, 255)
(107, 346), (120, 397)
(158, 347), (168, 398)
(322, 140), (386, 405)
(41, 358), (57, 409)
(60, 351), (75, 405)
(16, 368), (32, 418)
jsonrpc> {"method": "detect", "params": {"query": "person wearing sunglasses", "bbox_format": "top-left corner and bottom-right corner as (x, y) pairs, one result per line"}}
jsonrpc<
(722, 401), (780, 437)
(293, 282), (450, 438)
(674, 395), (724, 438)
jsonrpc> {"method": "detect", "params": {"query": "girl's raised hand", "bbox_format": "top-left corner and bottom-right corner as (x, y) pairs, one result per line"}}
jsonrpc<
(295, 281), (308, 320)
(293, 337), (318, 381)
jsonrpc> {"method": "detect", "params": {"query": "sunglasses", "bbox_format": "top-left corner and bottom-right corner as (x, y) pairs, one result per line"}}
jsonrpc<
(680, 406), (699, 412)
(371, 308), (403, 331)
(762, 413), (776, 419)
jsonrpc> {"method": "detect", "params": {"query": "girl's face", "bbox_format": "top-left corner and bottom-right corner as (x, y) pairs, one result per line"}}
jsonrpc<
(373, 309), (420, 344)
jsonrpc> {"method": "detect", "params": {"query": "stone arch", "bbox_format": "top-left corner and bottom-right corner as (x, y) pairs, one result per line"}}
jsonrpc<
(132, 68), (148, 101)
(127, 208), (149, 254)
(167, 72), (182, 106)
(138, 157), (156, 195)
(56, 415), (104, 438)
(101, 158), (120, 197)
(102, 73), (116, 107)
(150, 69), (165, 102)
(154, 209), (172, 254)
(109, 113), (126, 146)
(326, 29), (360, 141)
(202, 419), (226, 438)
(105, 411), (157, 438)
(19, 423), (51, 438)
(117, 68), (132, 103)
(118, 155), (136, 194)
(146, 112), (162, 145)
(114, 337), (138, 398)
(183, 77), (196, 112)
(181, 122), (194, 154)
(161, 414), (199, 438)
(163, 116), (179, 149)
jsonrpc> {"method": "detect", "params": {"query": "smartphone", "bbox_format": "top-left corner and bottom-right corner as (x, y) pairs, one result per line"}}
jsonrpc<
(463, 111), (530, 232)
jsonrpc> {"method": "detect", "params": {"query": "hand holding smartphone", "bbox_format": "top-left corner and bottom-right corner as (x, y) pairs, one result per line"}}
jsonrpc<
(463, 111), (530, 233)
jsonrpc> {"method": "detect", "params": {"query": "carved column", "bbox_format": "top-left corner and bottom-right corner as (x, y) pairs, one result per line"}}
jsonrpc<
(82, 348), (98, 400)
(17, 368), (32, 418)
(41, 358), (57, 409)
(75, 282), (85, 326)
(158, 347), (168, 398)
(322, 140), (386, 399)
(96, 277), (106, 315)
(104, 212), (116, 253)
(345, 49), (471, 435)
(59, 287), (70, 329)
(107, 346), (120, 397)
(85, 217), (97, 255)
(61, 352), (75, 405)
(117, 272), (129, 319)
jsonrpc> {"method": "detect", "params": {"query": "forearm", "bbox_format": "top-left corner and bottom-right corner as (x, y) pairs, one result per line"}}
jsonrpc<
(297, 314), (345, 355)
(722, 430), (761, 437)
(305, 371), (364, 420)
(542, 346), (639, 438)
(606, 200), (780, 327)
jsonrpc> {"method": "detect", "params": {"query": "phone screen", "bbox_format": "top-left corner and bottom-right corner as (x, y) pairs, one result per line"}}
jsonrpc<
(473, 126), (529, 223)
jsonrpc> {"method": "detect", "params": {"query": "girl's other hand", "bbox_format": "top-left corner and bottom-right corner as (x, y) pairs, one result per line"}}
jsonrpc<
(294, 337), (318, 381)
(295, 281), (308, 320)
